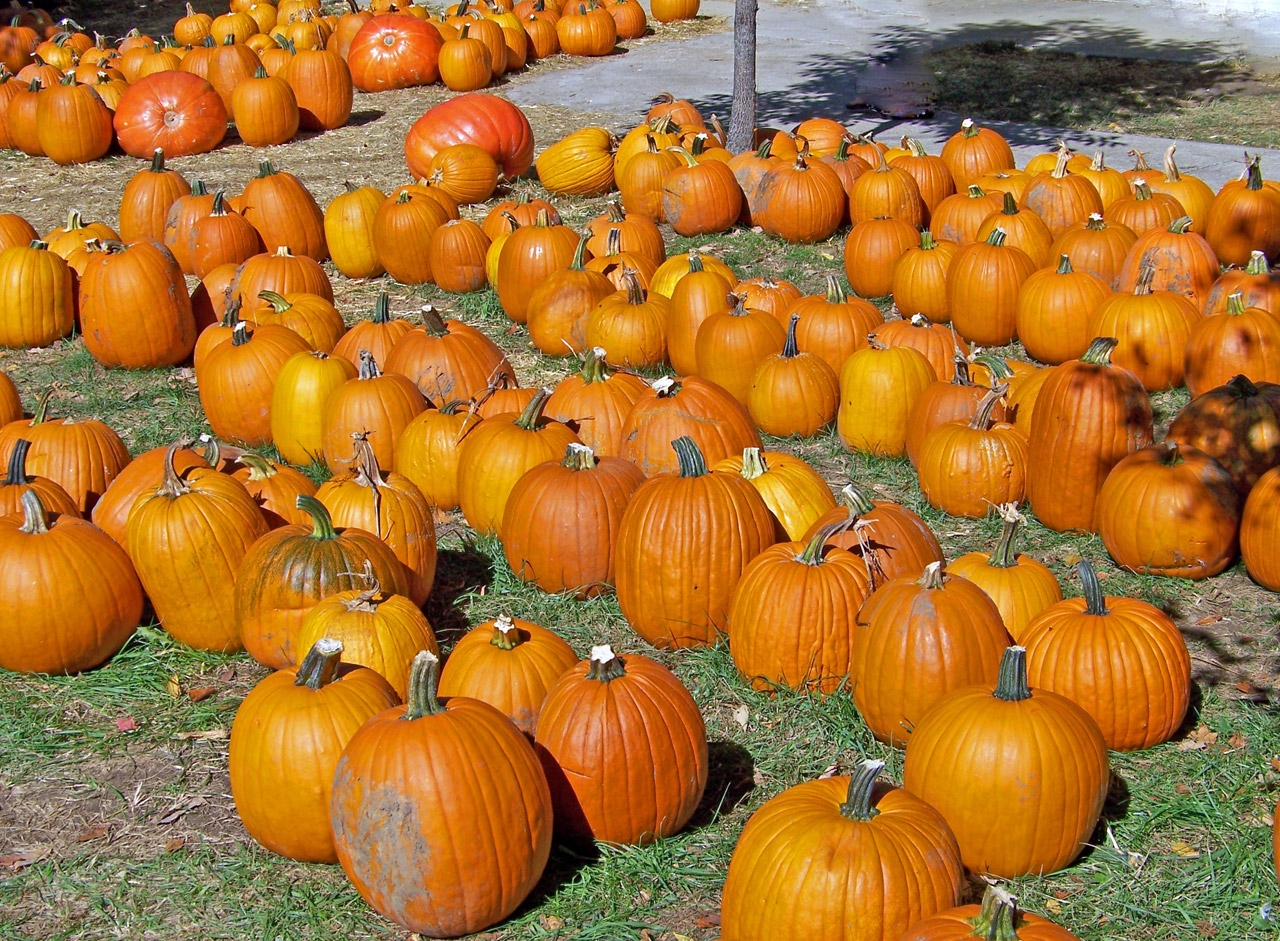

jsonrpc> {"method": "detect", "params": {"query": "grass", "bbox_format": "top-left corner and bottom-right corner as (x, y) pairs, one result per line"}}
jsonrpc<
(928, 41), (1280, 149)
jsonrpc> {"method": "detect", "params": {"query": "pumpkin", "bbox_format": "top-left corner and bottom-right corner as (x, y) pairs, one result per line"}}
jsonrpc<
(727, 519), (872, 694)
(428, 218), (490, 295)
(1147, 143), (1215, 232)
(900, 884), (1082, 941)
(1026, 337), (1154, 532)
(1015, 254), (1113, 365)
(0, 214), (38, 255)
(0, 437), (77, 519)
(239, 160), (327, 263)
(535, 643), (707, 844)
(437, 614), (577, 735)
(331, 652), (552, 937)
(665, 251), (734, 375)
(662, 146), (743, 236)
(720, 758), (964, 941)
(456, 388), (581, 537)
(843, 215), (919, 299)
(254, 290), (344, 353)
(947, 227), (1037, 346)
(332, 292), (412, 371)
(1095, 441), (1240, 578)
(903, 355), (1003, 466)
(495, 207), (580, 324)
(1022, 559), (1191, 750)
(1105, 179), (1182, 235)
(1048, 213), (1137, 291)
(615, 435), (774, 648)
(1115, 214), (1218, 306)
(404, 92), (534, 180)
(526, 234), (611, 355)
(877, 313), (969, 382)
(112, 71), (227, 157)
(198, 321), (310, 446)
(946, 504), (1063, 641)
(650, 0), (698, 21)
(230, 639), (399, 862)
(649, 249), (736, 298)
(803, 483), (939, 584)
(537, 125), (617, 195)
(753, 151), (846, 243)
(438, 25), (492, 91)
(890, 137), (956, 223)
(902, 646), (1110, 876)
(393, 401), (481, 511)
(1166, 375), (1280, 495)
(229, 453), (316, 528)
(0, 239), (73, 349)
(320, 350), (425, 474)
(385, 304), (514, 406)
(324, 183), (385, 280)
(618, 134), (680, 221)
(1089, 263), (1202, 391)
(1022, 145), (1104, 238)
(788, 274), (883, 374)
(892, 231), (958, 323)
(280, 44), (352, 130)
(838, 337), (936, 456)
(188, 190), (265, 279)
(33, 72), (111, 164)
(1204, 250), (1280, 317)
(346, 13), (443, 90)
(585, 267), (671, 369)
(1184, 292), (1280, 396)
(162, 179), (216, 275)
(555, 0), (616, 55)
(747, 313), (839, 438)
(0, 489), (140, 674)
(918, 384), (1028, 518)
(850, 148), (925, 227)
(931, 184), (1003, 246)
(1242, 465), (1280, 590)
(940, 118), (1015, 189)
(585, 200), (665, 266)
(694, 292), (784, 403)
(230, 64), (298, 145)
(127, 445), (270, 652)
(619, 375), (761, 476)
(90, 441), (212, 549)
(714, 447), (834, 541)
(545, 347), (648, 457)
(1204, 154), (1280, 266)
(974, 190), (1053, 267)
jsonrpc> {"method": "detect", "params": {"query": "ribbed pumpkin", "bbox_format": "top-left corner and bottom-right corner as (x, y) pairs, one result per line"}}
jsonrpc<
(372, 189), (448, 285)
(877, 313), (969, 381)
(229, 639), (399, 862)
(619, 375), (761, 477)
(891, 137), (956, 222)
(720, 758), (964, 941)
(437, 614), (577, 735)
(1204, 154), (1280, 266)
(331, 652), (552, 938)
(0, 438), (78, 520)
(940, 118), (1015, 189)
(1026, 337), (1154, 532)
(228, 454), (315, 529)
(1204, 250), (1280, 317)
(974, 190), (1053, 268)
(585, 268), (671, 369)
(1143, 144), (1214, 231)
(198, 321), (309, 446)
(239, 160), (327, 262)
(1022, 559), (1190, 751)
(1242, 465), (1280, 590)
(900, 885), (1082, 941)
(585, 200), (666, 266)
(545, 347), (648, 457)
(853, 562), (1010, 745)
(1089, 264), (1201, 391)
(253, 289), (344, 354)
(693, 292), (784, 403)
(892, 231), (959, 323)
(384, 304), (513, 406)
(281, 44), (353, 131)
(231, 65), (299, 145)
(838, 338), (936, 456)
(752, 151), (846, 243)
(502, 442), (645, 597)
(903, 355), (1004, 467)
(319, 350), (425, 474)
(0, 239), (74, 349)
(903, 646), (1109, 877)
(1022, 146), (1104, 238)
(1166, 375), (1280, 495)
(1073, 150), (1130, 210)
(947, 227), (1037, 346)
(1095, 441), (1240, 578)
(931, 185), (1003, 246)
(90, 442), (212, 549)
(0, 490), (142, 675)
(456, 388), (581, 537)
(429, 218), (490, 294)
(393, 401), (481, 512)
(747, 313), (839, 438)
(1048, 212), (1136, 292)
(119, 149), (191, 243)
(714, 447), (835, 541)
(918, 385), (1028, 518)
(188, 190), (265, 280)
(615, 436), (775, 648)
(1105, 178), (1183, 236)
(618, 134), (679, 221)
(788, 274), (883, 374)
(162, 180), (216, 275)
(843, 215), (919, 299)
(1115, 214), (1218, 306)
(535, 643), (707, 844)
(947, 504), (1062, 641)
(127, 446), (269, 652)
(495, 207), (580, 324)
(666, 251), (734, 375)
(323, 183), (385, 280)
(727, 520), (872, 694)
(1015, 254), (1113, 365)
(537, 125), (617, 195)
(649, 249), (737, 298)
(662, 146), (742, 236)
(1184, 292), (1280, 396)
(850, 149), (924, 227)
(230, 246), (334, 319)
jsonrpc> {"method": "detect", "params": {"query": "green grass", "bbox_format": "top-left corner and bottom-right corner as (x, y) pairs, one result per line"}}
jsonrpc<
(3, 222), (1280, 940)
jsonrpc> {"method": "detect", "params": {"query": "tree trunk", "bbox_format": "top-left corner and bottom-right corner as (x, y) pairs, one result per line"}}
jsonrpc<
(727, 0), (756, 153)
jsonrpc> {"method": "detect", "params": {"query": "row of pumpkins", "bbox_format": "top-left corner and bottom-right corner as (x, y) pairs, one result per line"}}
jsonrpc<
(0, 0), (701, 163)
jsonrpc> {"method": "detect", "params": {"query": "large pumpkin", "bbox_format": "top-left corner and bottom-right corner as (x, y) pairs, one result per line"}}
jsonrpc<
(803, 483), (944, 582)
(113, 70), (227, 157)
(404, 92), (535, 180)
(619, 375), (761, 477)
(1167, 375), (1280, 496)
(346, 13), (443, 90)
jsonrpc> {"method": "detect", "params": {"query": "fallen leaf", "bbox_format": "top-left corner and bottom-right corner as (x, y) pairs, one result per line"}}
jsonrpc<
(1237, 680), (1259, 694)
(1195, 919), (1218, 937)
(155, 796), (207, 825)
(187, 687), (216, 703)
(752, 769), (767, 787)
(74, 824), (110, 843)
(165, 674), (182, 698)
(216, 665), (237, 683)
(1063, 552), (1082, 566)
(1169, 839), (1200, 858)
(672, 934), (695, 941)
(1177, 725), (1218, 750)
(1044, 898), (1063, 914)
(1175, 783), (1190, 795)
(695, 912), (721, 928)
(173, 728), (227, 741)
(115, 716), (138, 733)
(539, 914), (563, 931)
(164, 837), (186, 852)
(817, 762), (840, 779)
(1229, 733), (1248, 750)
(0, 847), (47, 870)
(1194, 614), (1223, 626)
(732, 705), (749, 731)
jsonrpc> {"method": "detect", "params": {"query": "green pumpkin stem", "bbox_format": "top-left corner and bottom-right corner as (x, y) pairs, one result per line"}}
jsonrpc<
(1085, 212), (1106, 230)
(672, 435), (708, 477)
(1000, 190), (1018, 215)
(1167, 215), (1193, 234)
(967, 382), (1008, 430)
(989, 504), (1025, 569)
(687, 251), (704, 273)
(563, 441), (597, 470)
(984, 226), (1008, 247)
(514, 387), (553, 431)
(579, 346), (610, 383)
(404, 650), (446, 719)
(18, 489), (50, 534)
(236, 453), (277, 480)
(1077, 558), (1110, 616)
(968, 885), (1022, 941)
(838, 758), (885, 821)
(148, 148), (166, 172)
(738, 446), (767, 480)
(1244, 154), (1263, 191)
(490, 613), (524, 650)
(219, 296), (242, 329)
(1056, 254), (1073, 275)
(570, 233), (590, 271)
(919, 230), (936, 250)
(798, 518), (847, 565)
(4, 438), (32, 485)
(585, 644), (627, 681)
(992, 646), (1031, 702)
(196, 434), (221, 470)
(190, 179), (208, 197)
(605, 200), (625, 222)
(1080, 336), (1119, 366)
(824, 273), (847, 303)
(961, 118), (980, 138)
(1226, 292), (1246, 317)
(1245, 251), (1269, 277)
(1132, 179), (1153, 201)
(257, 159), (278, 179)
(368, 292), (393, 325)
(296, 494), (338, 540)
(966, 184), (987, 198)
(258, 289), (291, 314)
(158, 443), (190, 498)
(837, 483), (876, 517)
(294, 638), (344, 689)
(782, 313), (800, 358)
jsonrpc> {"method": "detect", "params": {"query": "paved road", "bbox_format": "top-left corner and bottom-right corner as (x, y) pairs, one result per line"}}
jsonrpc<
(505, 0), (1280, 187)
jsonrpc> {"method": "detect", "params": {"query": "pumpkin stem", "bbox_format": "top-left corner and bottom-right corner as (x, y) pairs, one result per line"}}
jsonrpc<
(951, 352), (973, 386)
(1084, 212), (1106, 231)
(966, 184), (986, 198)
(570, 232), (591, 271)
(585, 644), (627, 681)
(1166, 215), (1193, 234)
(356, 348), (381, 380)
(798, 518), (848, 565)
(1080, 336), (1119, 366)
(837, 483), (876, 517)
(1077, 558), (1110, 616)
(218, 296), (242, 329)
(1226, 292), (1246, 317)
(672, 435), (708, 477)
(256, 160), (278, 179)
(1227, 374), (1259, 398)
(296, 494), (338, 540)
(1128, 149), (1150, 171)
(349, 432), (386, 490)
(961, 117), (979, 138)
(1050, 142), (1071, 179)
(236, 453), (277, 481)
(988, 503), (1026, 569)
(992, 646), (1031, 702)
(604, 200), (626, 222)
(196, 434), (221, 470)
(782, 313), (800, 358)
(420, 303), (448, 337)
(258, 289), (291, 314)
(999, 190), (1018, 215)
(984, 226), (1007, 247)
(838, 758), (884, 821)
(4, 438), (33, 486)
(738, 446), (767, 480)
(1132, 179), (1153, 201)
(968, 885), (1022, 941)
(1055, 254), (1073, 275)
(918, 230), (936, 251)
(230, 321), (251, 346)
(158, 443), (190, 498)
(1133, 263), (1156, 296)
(1244, 154), (1263, 191)
(1245, 250), (1269, 277)
(686, 251), (704, 273)
(579, 346), (610, 383)
(563, 441), (597, 470)
(404, 650), (446, 719)
(652, 376), (681, 398)
(190, 179), (208, 197)
(294, 638), (344, 690)
(490, 613), (525, 650)
(824, 274), (847, 304)
(148, 148), (166, 172)
(29, 388), (53, 425)
(18, 489), (51, 534)
(917, 560), (947, 590)
(506, 386), (550, 430)
(968, 382), (1008, 430)
(1162, 144), (1182, 182)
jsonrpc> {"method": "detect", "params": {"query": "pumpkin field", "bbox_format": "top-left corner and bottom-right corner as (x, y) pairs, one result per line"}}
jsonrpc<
(1, 0), (1279, 938)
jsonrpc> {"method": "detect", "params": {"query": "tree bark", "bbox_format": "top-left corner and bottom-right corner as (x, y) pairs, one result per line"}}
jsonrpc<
(727, 0), (756, 153)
